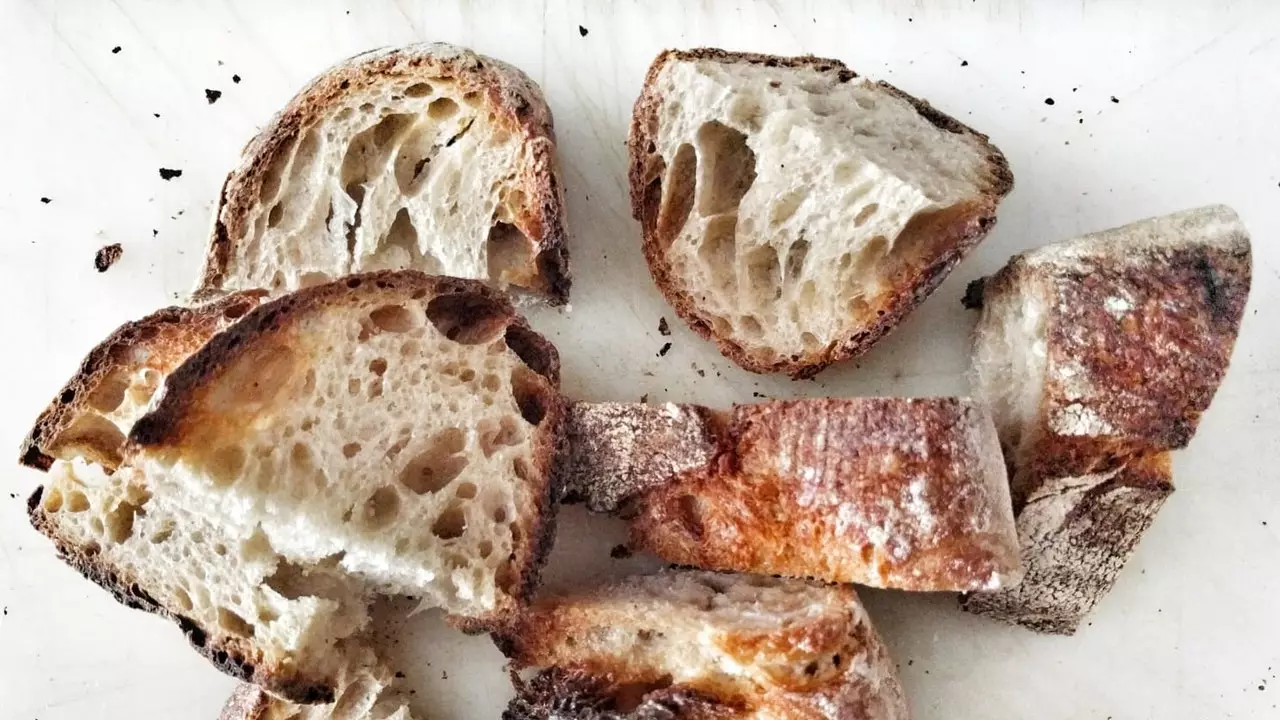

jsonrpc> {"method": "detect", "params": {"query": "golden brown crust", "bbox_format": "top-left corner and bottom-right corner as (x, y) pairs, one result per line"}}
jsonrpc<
(196, 43), (570, 304)
(961, 453), (1174, 634)
(627, 48), (1012, 378)
(18, 291), (266, 472)
(26, 486), (334, 705)
(626, 398), (1020, 591)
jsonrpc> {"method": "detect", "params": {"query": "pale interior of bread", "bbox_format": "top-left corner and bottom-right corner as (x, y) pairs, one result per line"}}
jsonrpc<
(971, 274), (1049, 493)
(529, 571), (855, 697)
(650, 57), (993, 362)
(249, 646), (416, 720)
(226, 78), (537, 294)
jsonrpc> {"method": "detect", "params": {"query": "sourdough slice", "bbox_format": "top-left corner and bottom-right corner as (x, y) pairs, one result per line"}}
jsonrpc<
(960, 454), (1173, 634)
(561, 398), (1020, 592)
(496, 570), (909, 720)
(28, 271), (564, 702)
(628, 49), (1013, 378)
(195, 43), (570, 304)
(963, 205), (1251, 633)
(19, 291), (266, 472)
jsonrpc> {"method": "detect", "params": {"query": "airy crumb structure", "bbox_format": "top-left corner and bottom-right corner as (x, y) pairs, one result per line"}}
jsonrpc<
(197, 43), (570, 304)
(629, 49), (1012, 376)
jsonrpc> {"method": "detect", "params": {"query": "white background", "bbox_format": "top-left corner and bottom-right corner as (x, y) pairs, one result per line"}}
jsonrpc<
(1, 1), (1277, 718)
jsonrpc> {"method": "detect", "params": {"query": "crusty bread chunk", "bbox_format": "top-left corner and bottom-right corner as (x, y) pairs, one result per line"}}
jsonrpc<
(196, 43), (570, 304)
(560, 398), (1020, 592)
(964, 205), (1251, 633)
(497, 570), (908, 720)
(27, 271), (563, 702)
(220, 648), (415, 720)
(629, 49), (1013, 377)
(19, 291), (266, 472)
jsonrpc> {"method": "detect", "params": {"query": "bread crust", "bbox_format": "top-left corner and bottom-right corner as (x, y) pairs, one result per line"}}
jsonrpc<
(961, 453), (1174, 634)
(195, 43), (570, 304)
(218, 685), (273, 720)
(620, 398), (1020, 591)
(981, 205), (1251, 504)
(628, 48), (1013, 378)
(18, 291), (266, 472)
(26, 485), (334, 704)
(505, 668), (741, 720)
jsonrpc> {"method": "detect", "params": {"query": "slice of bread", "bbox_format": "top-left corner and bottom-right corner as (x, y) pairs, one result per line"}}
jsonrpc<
(496, 570), (909, 720)
(27, 271), (564, 702)
(19, 291), (266, 472)
(628, 49), (1013, 378)
(560, 398), (1020, 592)
(195, 43), (570, 304)
(962, 205), (1251, 633)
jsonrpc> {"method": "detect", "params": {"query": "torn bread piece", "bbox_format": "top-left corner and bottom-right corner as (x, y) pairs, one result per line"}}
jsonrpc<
(19, 291), (266, 472)
(196, 43), (570, 304)
(628, 48), (1013, 378)
(219, 648), (415, 720)
(496, 570), (909, 720)
(963, 205), (1251, 633)
(560, 398), (1020, 592)
(27, 271), (564, 702)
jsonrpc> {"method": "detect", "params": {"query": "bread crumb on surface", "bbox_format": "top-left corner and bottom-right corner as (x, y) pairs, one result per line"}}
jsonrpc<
(94, 243), (123, 272)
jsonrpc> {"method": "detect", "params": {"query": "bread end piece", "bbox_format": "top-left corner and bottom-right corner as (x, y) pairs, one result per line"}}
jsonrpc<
(629, 48), (1012, 377)
(961, 453), (1174, 634)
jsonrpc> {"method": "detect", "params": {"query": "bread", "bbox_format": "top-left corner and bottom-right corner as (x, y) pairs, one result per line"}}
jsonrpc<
(962, 205), (1251, 633)
(27, 271), (564, 702)
(195, 43), (570, 305)
(19, 291), (266, 472)
(496, 569), (909, 720)
(218, 648), (414, 720)
(628, 48), (1013, 378)
(560, 398), (1021, 592)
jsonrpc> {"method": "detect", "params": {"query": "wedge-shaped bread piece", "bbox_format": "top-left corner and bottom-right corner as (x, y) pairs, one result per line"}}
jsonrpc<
(196, 43), (570, 304)
(628, 49), (1013, 377)
(560, 398), (1020, 592)
(19, 291), (266, 472)
(28, 271), (564, 702)
(963, 205), (1251, 633)
(961, 454), (1173, 634)
(497, 570), (909, 720)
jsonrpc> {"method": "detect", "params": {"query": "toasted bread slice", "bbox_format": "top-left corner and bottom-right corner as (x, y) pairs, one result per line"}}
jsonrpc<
(28, 271), (563, 702)
(961, 453), (1173, 634)
(628, 49), (1013, 377)
(496, 570), (908, 720)
(19, 291), (266, 472)
(963, 205), (1251, 633)
(560, 398), (1020, 592)
(195, 43), (570, 304)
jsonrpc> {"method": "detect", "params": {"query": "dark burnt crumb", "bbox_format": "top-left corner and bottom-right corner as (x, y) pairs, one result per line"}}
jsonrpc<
(752, 391), (766, 399)
(1072, 87), (1078, 92)
(94, 244), (123, 272)
(658, 317), (671, 336)
(395, 671), (406, 679)
(578, 25), (588, 36)
(205, 89), (222, 104)
(961, 277), (986, 309)
(441, 671), (448, 680)
(657, 342), (672, 357)
(1044, 97), (1055, 106)
(907, 659), (914, 666)
(692, 364), (705, 377)
(40, 197), (51, 204)
(111, 46), (121, 54)
(159, 168), (182, 180)
(960, 59), (968, 67)
(640, 393), (650, 403)
(1079, 118), (1084, 124)
(610, 544), (632, 559)
(1110, 95), (1120, 103)
(153, 113), (161, 118)
(152, 229), (158, 237)
(232, 74), (241, 84)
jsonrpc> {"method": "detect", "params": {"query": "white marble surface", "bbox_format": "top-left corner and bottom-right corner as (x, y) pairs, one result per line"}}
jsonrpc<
(1, 1), (1278, 718)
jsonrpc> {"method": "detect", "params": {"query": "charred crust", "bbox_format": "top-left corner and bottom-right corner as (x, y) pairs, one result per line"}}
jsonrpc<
(961, 276), (987, 310)
(628, 49), (1013, 378)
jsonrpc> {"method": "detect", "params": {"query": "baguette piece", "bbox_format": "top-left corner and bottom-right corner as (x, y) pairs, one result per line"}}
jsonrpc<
(19, 291), (266, 472)
(28, 271), (564, 702)
(561, 398), (1021, 592)
(496, 570), (909, 720)
(963, 205), (1251, 633)
(628, 48), (1013, 377)
(195, 43), (570, 304)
